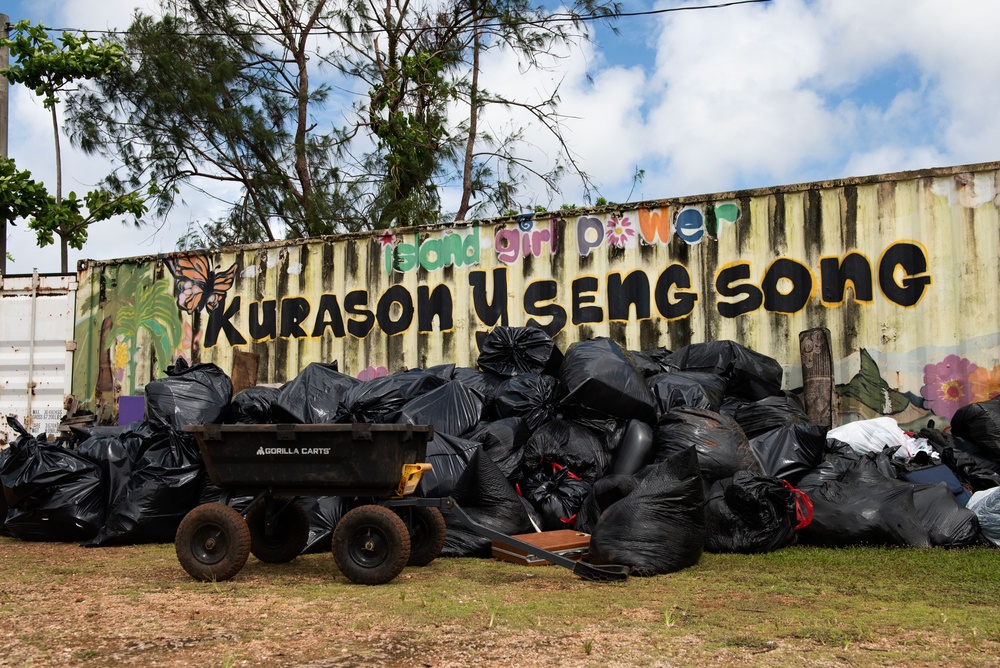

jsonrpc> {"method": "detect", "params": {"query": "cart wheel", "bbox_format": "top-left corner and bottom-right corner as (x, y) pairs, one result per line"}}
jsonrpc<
(395, 506), (447, 567)
(332, 505), (411, 585)
(245, 496), (310, 564)
(175, 503), (251, 582)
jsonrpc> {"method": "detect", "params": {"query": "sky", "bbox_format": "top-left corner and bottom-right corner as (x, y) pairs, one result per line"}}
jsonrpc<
(4, 0), (1000, 275)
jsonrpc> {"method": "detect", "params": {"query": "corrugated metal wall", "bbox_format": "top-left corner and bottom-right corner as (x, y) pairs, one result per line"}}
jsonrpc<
(72, 162), (1000, 428)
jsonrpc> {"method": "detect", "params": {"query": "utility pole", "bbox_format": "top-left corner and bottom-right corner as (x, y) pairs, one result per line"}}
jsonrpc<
(0, 14), (9, 276)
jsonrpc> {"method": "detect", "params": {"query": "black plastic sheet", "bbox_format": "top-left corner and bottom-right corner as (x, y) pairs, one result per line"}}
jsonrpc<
(444, 447), (534, 557)
(272, 362), (358, 424)
(574, 474), (640, 534)
(0, 421), (106, 542)
(665, 340), (783, 401)
(559, 337), (657, 425)
(951, 396), (1000, 460)
(144, 358), (233, 430)
(87, 421), (205, 546)
(910, 483), (980, 548)
(414, 433), (481, 498)
(477, 326), (563, 377)
(732, 395), (811, 438)
(522, 464), (592, 531)
(465, 417), (531, 480)
(749, 423), (828, 484)
(225, 386), (279, 424)
(653, 407), (758, 486)
(397, 381), (484, 437)
(491, 373), (559, 431)
(589, 447), (706, 576)
(647, 371), (727, 414)
(797, 456), (930, 548)
(339, 376), (408, 424)
(704, 472), (799, 554)
(523, 419), (610, 483)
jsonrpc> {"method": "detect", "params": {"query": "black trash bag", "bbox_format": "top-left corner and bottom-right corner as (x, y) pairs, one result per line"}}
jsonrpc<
(145, 358), (233, 430)
(797, 456), (930, 548)
(918, 426), (1000, 490)
(523, 419), (610, 484)
(629, 347), (670, 378)
(612, 419), (655, 475)
(68, 425), (126, 447)
(0, 482), (8, 537)
(414, 432), (481, 498)
(272, 362), (358, 424)
(443, 446), (535, 557)
(389, 368), (450, 400)
(77, 435), (132, 515)
(522, 464), (593, 531)
(558, 337), (657, 425)
(574, 474), (641, 534)
(910, 483), (980, 548)
(451, 367), (506, 407)
(300, 496), (349, 554)
(665, 340), (783, 401)
(653, 407), (759, 486)
(477, 326), (563, 377)
(732, 395), (811, 439)
(224, 386), (280, 424)
(749, 423), (828, 485)
(196, 477), (254, 512)
(647, 371), (727, 414)
(426, 363), (457, 380)
(397, 381), (484, 438)
(87, 421), (205, 546)
(704, 472), (800, 554)
(951, 396), (1000, 460)
(0, 419), (106, 542)
(339, 376), (408, 424)
(465, 417), (531, 481)
(589, 447), (706, 576)
(491, 373), (559, 431)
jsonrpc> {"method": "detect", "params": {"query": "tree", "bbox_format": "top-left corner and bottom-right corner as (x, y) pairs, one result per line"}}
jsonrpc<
(0, 21), (148, 272)
(67, 0), (619, 248)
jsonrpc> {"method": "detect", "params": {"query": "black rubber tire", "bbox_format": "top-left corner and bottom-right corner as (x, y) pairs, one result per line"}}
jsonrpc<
(332, 505), (411, 585)
(395, 506), (446, 567)
(245, 497), (310, 564)
(175, 503), (251, 582)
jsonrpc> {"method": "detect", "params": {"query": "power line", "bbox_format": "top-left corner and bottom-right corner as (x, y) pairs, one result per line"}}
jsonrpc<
(8, 0), (772, 38)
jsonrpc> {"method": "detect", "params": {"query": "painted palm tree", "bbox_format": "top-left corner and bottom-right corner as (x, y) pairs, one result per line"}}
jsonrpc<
(73, 263), (181, 404)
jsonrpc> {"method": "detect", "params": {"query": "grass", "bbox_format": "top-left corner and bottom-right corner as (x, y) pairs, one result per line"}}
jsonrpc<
(1, 538), (999, 666)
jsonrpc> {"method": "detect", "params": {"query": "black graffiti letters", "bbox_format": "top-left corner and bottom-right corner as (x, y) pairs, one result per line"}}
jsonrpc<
(204, 241), (931, 348)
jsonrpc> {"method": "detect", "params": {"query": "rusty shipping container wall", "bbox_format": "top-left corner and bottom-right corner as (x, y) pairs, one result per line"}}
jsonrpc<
(72, 162), (1000, 429)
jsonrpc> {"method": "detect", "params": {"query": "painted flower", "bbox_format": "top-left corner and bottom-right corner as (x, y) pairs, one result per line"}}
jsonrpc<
(377, 232), (396, 248)
(113, 339), (129, 382)
(970, 364), (1000, 402)
(605, 216), (636, 248)
(920, 354), (978, 421)
(357, 365), (389, 381)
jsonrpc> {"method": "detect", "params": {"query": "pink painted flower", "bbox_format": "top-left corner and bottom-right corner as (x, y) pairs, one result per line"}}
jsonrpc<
(920, 355), (978, 421)
(174, 321), (202, 358)
(970, 365), (1000, 402)
(357, 365), (389, 381)
(605, 216), (635, 248)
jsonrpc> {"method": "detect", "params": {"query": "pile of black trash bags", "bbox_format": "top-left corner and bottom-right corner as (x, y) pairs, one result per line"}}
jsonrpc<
(5, 328), (1000, 577)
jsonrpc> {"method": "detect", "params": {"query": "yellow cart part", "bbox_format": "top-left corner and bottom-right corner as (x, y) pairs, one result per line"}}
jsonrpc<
(395, 462), (432, 497)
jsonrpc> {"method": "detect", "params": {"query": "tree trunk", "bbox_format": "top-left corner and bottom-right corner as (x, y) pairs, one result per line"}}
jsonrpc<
(51, 104), (68, 272)
(455, 18), (482, 223)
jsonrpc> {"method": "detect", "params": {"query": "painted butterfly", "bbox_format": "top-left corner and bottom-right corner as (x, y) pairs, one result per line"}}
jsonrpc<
(164, 253), (239, 314)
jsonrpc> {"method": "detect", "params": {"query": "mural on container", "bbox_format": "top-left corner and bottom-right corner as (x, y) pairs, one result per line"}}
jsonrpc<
(72, 165), (1000, 428)
(73, 264), (182, 416)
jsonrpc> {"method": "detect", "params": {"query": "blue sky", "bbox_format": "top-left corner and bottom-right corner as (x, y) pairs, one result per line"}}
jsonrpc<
(5, 0), (1000, 273)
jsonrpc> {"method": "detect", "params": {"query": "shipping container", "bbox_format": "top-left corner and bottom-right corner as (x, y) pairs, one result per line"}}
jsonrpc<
(71, 161), (1000, 430)
(0, 272), (77, 443)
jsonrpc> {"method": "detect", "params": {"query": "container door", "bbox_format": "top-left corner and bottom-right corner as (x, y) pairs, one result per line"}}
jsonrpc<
(0, 272), (77, 443)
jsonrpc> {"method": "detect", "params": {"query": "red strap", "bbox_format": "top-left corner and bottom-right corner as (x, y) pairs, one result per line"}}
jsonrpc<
(783, 480), (814, 530)
(559, 514), (577, 525)
(515, 483), (522, 496)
